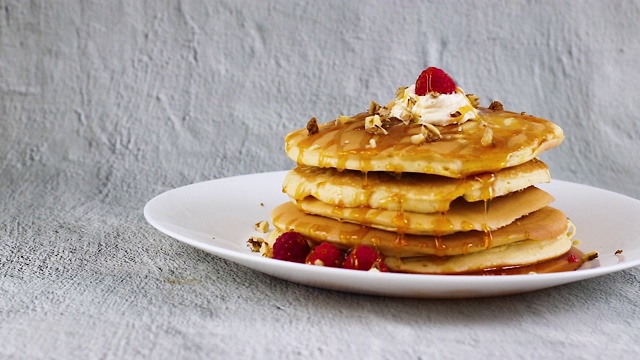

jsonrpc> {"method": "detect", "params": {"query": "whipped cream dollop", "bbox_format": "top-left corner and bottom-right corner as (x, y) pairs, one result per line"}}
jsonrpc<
(386, 84), (477, 126)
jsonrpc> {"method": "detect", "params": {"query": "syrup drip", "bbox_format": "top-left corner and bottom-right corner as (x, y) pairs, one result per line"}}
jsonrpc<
(431, 214), (454, 239)
(464, 247), (587, 275)
(434, 236), (447, 257)
(288, 109), (561, 177)
(477, 171), (496, 248)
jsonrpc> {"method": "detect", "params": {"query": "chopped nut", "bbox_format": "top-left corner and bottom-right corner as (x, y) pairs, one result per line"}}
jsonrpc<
(466, 93), (480, 108)
(584, 251), (599, 261)
(412, 124), (441, 144)
(254, 221), (269, 233)
(406, 96), (417, 108)
(410, 133), (426, 145)
(481, 126), (494, 146)
(377, 106), (391, 118)
(369, 101), (381, 114)
(364, 114), (388, 135)
(365, 138), (377, 148)
(520, 111), (527, 116)
(336, 115), (352, 125)
(306, 117), (319, 135)
(399, 109), (413, 124)
(247, 237), (265, 252)
(395, 86), (407, 99)
(450, 110), (462, 118)
(488, 100), (504, 111)
(365, 114), (381, 129)
(615, 249), (623, 255)
(423, 123), (442, 141)
(364, 115), (382, 129)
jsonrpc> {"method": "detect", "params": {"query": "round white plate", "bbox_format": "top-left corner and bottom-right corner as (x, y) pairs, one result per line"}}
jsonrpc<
(144, 171), (640, 298)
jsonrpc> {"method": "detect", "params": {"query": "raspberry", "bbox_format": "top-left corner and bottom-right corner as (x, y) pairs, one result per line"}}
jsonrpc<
(343, 245), (387, 271)
(306, 242), (344, 267)
(567, 254), (579, 263)
(272, 231), (311, 263)
(415, 67), (457, 95)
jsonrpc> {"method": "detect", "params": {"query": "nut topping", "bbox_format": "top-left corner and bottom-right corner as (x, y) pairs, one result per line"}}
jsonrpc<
(584, 251), (599, 261)
(247, 236), (266, 252)
(411, 124), (442, 144)
(481, 126), (494, 146)
(364, 114), (388, 135)
(466, 93), (480, 108)
(306, 117), (319, 135)
(369, 101), (381, 114)
(488, 100), (504, 111)
(423, 123), (442, 141)
(254, 221), (269, 233)
(336, 115), (352, 125)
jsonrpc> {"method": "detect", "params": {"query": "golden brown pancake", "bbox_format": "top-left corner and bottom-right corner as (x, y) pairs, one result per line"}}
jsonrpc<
(266, 222), (578, 275)
(385, 228), (574, 274)
(285, 109), (564, 178)
(271, 202), (571, 258)
(294, 186), (553, 236)
(283, 159), (550, 213)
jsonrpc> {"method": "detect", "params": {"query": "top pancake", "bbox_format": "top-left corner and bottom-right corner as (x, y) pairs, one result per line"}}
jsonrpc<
(285, 108), (564, 178)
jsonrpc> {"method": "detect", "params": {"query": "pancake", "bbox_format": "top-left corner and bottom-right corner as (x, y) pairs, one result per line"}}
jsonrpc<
(294, 186), (553, 236)
(285, 109), (564, 178)
(283, 158), (550, 213)
(385, 225), (575, 274)
(271, 202), (570, 258)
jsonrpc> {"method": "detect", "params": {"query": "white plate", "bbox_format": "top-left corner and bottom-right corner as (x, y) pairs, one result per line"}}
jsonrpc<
(144, 171), (640, 298)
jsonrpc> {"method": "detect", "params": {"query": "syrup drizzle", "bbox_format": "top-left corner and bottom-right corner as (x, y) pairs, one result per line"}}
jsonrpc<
(287, 109), (562, 177)
(464, 247), (587, 275)
(272, 203), (569, 258)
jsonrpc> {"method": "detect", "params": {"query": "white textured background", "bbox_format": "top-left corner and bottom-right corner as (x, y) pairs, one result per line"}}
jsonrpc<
(1, 1), (639, 359)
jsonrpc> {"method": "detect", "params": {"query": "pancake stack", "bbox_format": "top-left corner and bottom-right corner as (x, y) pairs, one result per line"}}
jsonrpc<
(270, 67), (583, 274)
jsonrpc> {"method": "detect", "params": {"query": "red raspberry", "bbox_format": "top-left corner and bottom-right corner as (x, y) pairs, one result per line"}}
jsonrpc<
(567, 254), (579, 263)
(343, 245), (387, 271)
(415, 67), (457, 95)
(306, 242), (344, 267)
(272, 231), (311, 263)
